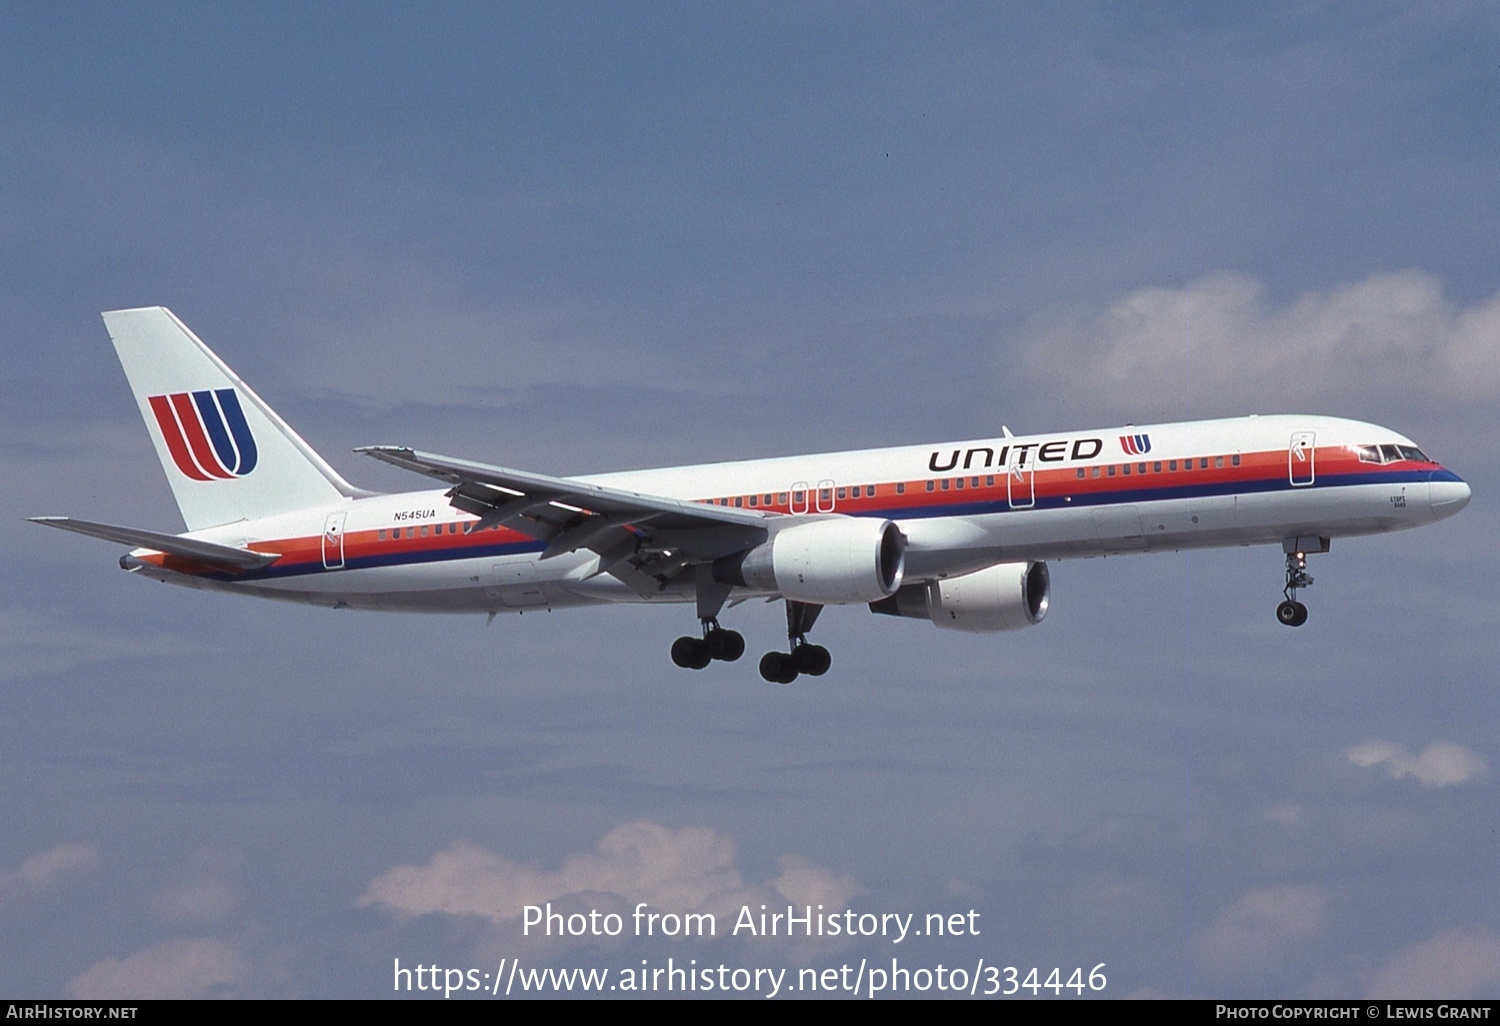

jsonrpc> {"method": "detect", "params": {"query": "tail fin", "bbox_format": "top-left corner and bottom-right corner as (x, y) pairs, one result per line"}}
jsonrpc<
(102, 307), (367, 531)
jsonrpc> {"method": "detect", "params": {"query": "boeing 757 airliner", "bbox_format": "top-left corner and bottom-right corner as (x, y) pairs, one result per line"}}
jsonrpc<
(32, 308), (1471, 683)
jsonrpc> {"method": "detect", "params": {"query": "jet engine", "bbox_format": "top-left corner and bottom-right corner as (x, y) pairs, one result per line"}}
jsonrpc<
(869, 561), (1049, 632)
(715, 518), (906, 605)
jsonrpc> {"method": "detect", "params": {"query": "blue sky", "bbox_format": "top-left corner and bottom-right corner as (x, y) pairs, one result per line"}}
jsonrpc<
(2, 2), (1497, 998)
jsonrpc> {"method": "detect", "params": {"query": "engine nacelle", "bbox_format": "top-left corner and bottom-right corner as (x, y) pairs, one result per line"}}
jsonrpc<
(869, 561), (1050, 632)
(715, 518), (906, 605)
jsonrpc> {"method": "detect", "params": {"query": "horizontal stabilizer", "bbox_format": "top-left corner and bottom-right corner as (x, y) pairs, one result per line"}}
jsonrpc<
(28, 517), (280, 569)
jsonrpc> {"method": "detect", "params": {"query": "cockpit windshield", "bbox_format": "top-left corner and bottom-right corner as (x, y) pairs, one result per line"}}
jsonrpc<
(1355, 443), (1431, 464)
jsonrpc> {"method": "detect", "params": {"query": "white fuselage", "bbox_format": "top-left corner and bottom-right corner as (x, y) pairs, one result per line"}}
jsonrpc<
(130, 414), (1469, 615)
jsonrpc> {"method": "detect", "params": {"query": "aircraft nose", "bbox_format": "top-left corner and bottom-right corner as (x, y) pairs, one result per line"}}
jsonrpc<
(1429, 470), (1471, 519)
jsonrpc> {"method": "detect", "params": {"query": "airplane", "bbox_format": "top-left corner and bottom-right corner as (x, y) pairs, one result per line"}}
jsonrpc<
(31, 307), (1471, 684)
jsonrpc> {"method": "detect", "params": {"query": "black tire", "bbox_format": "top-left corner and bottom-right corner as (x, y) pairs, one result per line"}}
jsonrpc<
(1276, 600), (1309, 628)
(793, 644), (831, 676)
(671, 636), (711, 669)
(1290, 601), (1309, 627)
(706, 628), (745, 662)
(759, 652), (798, 684)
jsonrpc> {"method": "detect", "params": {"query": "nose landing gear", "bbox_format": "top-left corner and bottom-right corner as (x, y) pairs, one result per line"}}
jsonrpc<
(1276, 536), (1328, 627)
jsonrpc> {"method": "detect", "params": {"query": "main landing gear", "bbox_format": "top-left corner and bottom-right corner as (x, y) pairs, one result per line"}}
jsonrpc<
(1275, 536), (1327, 627)
(671, 568), (831, 681)
(758, 600), (830, 685)
(670, 619), (746, 669)
(667, 600), (831, 683)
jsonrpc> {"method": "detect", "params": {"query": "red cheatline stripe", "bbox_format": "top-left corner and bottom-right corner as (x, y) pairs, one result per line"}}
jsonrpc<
(149, 394), (212, 481)
(168, 392), (232, 479)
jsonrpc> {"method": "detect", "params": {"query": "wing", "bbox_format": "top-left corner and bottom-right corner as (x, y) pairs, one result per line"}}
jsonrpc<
(28, 516), (281, 570)
(357, 447), (771, 597)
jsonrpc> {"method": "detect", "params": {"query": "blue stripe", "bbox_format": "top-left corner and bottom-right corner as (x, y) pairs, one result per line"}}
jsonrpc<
(865, 468), (1432, 521)
(215, 389), (258, 475)
(194, 535), (546, 583)
(192, 390), (237, 474)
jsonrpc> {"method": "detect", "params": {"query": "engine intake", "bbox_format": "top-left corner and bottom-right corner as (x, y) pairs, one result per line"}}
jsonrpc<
(870, 561), (1049, 632)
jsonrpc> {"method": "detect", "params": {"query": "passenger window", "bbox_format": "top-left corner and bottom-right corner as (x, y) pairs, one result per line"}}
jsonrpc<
(941, 479), (950, 490)
(1107, 465), (1116, 477)
(867, 485), (876, 497)
(1232, 454), (1241, 467)
(1076, 468), (1085, 479)
(749, 495), (758, 507)
(1153, 461), (1162, 473)
(735, 497), (743, 507)
(792, 491), (804, 502)
(955, 478), (964, 489)
(1123, 464), (1131, 475)
(1091, 466), (1101, 478)
(896, 482), (906, 495)
(1138, 463), (1146, 474)
(837, 487), (846, 499)
(1215, 456), (1224, 468)
(969, 478), (979, 489)
(926, 481), (934, 492)
(1169, 460), (1177, 471)
(763, 494), (772, 504)
(986, 475), (995, 487)
(378, 529), (386, 541)
(778, 492), (787, 504)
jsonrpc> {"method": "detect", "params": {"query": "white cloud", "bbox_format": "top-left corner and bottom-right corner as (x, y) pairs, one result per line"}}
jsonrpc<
(0, 843), (100, 906)
(1196, 884), (1328, 983)
(1012, 270), (1500, 418)
(67, 937), (245, 1000)
(360, 820), (859, 928)
(767, 855), (860, 911)
(1347, 739), (1487, 787)
(1365, 927), (1500, 999)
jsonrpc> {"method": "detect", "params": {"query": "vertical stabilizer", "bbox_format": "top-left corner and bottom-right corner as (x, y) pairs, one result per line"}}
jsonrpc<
(102, 307), (363, 531)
